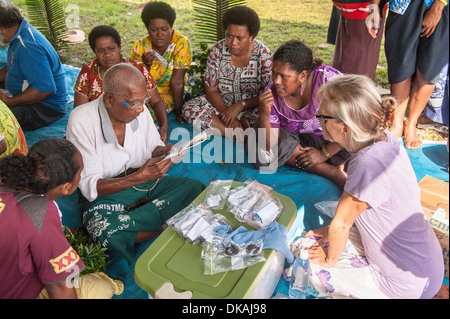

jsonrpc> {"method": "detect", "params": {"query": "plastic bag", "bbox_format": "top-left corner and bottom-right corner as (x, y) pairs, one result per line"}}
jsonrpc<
(314, 200), (339, 218)
(166, 200), (230, 244)
(201, 233), (265, 275)
(226, 179), (283, 229)
(202, 179), (233, 210)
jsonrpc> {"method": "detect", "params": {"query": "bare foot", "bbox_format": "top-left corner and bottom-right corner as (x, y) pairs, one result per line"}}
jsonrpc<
(403, 119), (422, 149)
(418, 113), (434, 125)
(432, 284), (449, 299)
(388, 119), (404, 138)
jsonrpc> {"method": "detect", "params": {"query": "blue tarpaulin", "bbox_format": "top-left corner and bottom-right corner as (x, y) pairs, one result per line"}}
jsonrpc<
(6, 63), (449, 298)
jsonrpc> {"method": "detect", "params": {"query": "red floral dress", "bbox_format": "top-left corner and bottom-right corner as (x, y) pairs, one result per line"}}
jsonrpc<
(74, 57), (157, 116)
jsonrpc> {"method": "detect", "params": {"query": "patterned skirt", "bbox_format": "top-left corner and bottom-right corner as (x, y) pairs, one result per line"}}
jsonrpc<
(79, 175), (205, 264)
(182, 94), (259, 131)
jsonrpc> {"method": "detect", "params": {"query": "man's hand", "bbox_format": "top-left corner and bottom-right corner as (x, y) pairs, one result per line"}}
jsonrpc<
(0, 90), (11, 106)
(138, 155), (173, 180)
(421, 1), (445, 38)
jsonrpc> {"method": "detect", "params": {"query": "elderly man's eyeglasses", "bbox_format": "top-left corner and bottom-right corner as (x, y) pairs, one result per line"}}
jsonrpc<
(121, 94), (150, 110)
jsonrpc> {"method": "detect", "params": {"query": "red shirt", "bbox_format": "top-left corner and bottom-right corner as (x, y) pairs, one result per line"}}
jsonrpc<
(0, 186), (85, 299)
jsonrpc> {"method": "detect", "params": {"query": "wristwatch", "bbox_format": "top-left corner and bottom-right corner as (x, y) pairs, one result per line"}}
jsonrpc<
(241, 100), (247, 110)
(321, 145), (330, 159)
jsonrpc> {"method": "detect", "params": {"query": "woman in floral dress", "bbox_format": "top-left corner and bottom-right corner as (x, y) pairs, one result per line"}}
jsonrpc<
(74, 25), (169, 142)
(131, 1), (192, 123)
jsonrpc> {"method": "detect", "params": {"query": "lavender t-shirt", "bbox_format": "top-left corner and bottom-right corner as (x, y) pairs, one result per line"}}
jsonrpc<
(268, 65), (341, 135)
(344, 131), (444, 299)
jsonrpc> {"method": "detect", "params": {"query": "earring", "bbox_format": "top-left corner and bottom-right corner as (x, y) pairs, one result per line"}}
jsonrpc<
(300, 83), (304, 96)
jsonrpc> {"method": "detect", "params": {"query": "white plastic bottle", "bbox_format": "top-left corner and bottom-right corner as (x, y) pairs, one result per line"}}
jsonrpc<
(289, 250), (311, 299)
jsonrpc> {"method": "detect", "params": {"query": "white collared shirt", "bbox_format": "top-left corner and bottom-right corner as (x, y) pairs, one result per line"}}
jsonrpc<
(66, 95), (164, 201)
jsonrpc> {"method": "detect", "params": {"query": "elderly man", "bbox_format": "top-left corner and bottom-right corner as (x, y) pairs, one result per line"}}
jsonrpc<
(0, 0), (68, 130)
(66, 63), (205, 264)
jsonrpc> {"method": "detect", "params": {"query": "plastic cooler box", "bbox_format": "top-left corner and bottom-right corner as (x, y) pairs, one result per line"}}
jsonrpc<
(134, 181), (297, 299)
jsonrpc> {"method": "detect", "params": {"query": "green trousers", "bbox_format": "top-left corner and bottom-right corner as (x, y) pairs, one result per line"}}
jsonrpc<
(80, 175), (206, 264)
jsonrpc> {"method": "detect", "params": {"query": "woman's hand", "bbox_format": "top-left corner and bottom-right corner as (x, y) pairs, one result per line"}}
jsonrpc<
(221, 102), (244, 127)
(307, 246), (335, 268)
(258, 89), (274, 115)
(175, 112), (184, 124)
(295, 146), (327, 169)
(305, 226), (329, 247)
(305, 226), (333, 267)
(366, 3), (381, 39)
(159, 123), (169, 143)
(142, 51), (156, 68)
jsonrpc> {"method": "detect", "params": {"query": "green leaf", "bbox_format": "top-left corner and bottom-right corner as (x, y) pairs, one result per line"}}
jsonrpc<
(192, 0), (247, 44)
(63, 227), (109, 276)
(24, 0), (68, 53)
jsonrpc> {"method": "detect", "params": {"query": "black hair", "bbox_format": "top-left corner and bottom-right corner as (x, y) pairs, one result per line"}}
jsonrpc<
(222, 6), (260, 38)
(0, 1), (23, 28)
(0, 138), (80, 194)
(273, 40), (323, 74)
(88, 25), (121, 52)
(141, 1), (176, 28)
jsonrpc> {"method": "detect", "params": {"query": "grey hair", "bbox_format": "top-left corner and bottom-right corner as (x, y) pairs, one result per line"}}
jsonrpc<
(0, 0), (23, 28)
(317, 74), (396, 153)
(102, 63), (146, 96)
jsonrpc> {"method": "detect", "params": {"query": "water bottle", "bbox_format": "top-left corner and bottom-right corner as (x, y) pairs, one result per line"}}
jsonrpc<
(289, 250), (311, 299)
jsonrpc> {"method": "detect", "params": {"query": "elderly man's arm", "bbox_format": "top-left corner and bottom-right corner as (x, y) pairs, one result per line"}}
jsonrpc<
(95, 157), (172, 197)
(95, 144), (174, 197)
(0, 85), (52, 107)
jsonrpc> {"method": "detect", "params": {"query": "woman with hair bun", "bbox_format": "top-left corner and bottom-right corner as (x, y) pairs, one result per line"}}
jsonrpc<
(0, 138), (85, 298)
(0, 138), (122, 299)
(301, 74), (445, 299)
(255, 40), (349, 188)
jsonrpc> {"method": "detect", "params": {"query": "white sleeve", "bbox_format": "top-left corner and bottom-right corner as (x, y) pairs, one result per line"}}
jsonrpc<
(66, 107), (104, 202)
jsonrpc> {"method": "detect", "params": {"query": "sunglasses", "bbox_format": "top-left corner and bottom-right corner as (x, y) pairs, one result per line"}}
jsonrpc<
(316, 114), (336, 120)
(316, 107), (336, 119)
(223, 241), (262, 256)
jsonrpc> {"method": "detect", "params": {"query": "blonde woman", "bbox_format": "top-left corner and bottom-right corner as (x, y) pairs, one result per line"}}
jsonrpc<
(300, 74), (445, 299)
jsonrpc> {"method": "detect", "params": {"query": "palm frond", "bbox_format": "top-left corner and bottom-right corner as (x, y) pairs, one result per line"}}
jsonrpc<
(24, 0), (68, 52)
(192, 0), (247, 44)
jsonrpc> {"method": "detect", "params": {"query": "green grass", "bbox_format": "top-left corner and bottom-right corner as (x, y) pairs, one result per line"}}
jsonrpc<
(11, 0), (388, 87)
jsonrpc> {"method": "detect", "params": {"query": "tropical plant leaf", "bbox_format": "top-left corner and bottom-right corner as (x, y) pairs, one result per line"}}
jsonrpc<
(192, 0), (247, 44)
(24, 0), (68, 52)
